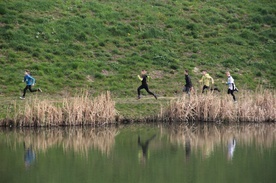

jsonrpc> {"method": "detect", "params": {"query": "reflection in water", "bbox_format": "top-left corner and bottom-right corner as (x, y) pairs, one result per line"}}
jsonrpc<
(23, 142), (35, 168)
(0, 123), (275, 159)
(185, 139), (191, 161)
(0, 124), (275, 183)
(227, 138), (236, 161)
(138, 134), (156, 164)
(162, 123), (276, 160)
(2, 127), (118, 156)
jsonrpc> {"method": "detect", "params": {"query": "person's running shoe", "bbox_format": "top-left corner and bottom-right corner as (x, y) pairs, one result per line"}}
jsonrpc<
(137, 95), (141, 100)
(154, 95), (158, 100)
(20, 96), (25, 100)
(38, 88), (42, 92)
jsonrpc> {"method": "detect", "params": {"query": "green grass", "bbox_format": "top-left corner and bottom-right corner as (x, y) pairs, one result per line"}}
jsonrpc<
(0, 0), (275, 98)
(115, 96), (173, 120)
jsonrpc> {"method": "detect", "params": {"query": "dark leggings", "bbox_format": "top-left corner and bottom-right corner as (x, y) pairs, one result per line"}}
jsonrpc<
(23, 85), (38, 97)
(202, 85), (209, 93)
(202, 85), (220, 93)
(228, 89), (236, 101)
(137, 84), (155, 96)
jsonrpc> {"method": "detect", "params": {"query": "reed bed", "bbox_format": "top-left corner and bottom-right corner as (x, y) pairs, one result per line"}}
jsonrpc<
(13, 91), (116, 127)
(1, 127), (119, 156)
(156, 90), (276, 122)
(163, 123), (276, 159)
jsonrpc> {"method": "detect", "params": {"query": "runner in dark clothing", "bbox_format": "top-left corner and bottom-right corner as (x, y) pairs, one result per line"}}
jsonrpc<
(183, 70), (193, 95)
(137, 70), (157, 99)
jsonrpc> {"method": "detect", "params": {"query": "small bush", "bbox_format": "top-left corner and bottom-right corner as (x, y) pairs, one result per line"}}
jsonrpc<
(0, 6), (6, 15)
(263, 15), (276, 25)
(3, 30), (14, 40)
(224, 36), (245, 45)
(256, 71), (262, 77)
(139, 28), (164, 39)
(77, 32), (87, 41)
(65, 49), (75, 56)
(186, 23), (198, 31)
(251, 15), (263, 23)
(170, 64), (178, 70)
(240, 29), (257, 40)
(15, 44), (30, 52)
(32, 52), (39, 57)
(94, 73), (104, 79)
(228, 23), (241, 29)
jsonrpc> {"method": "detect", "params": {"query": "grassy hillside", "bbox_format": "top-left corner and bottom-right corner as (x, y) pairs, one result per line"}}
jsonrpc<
(0, 0), (275, 98)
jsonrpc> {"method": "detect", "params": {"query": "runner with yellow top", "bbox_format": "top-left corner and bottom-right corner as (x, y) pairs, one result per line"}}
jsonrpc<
(199, 70), (220, 93)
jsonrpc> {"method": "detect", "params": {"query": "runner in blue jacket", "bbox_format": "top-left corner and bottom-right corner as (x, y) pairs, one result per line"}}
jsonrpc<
(20, 70), (42, 99)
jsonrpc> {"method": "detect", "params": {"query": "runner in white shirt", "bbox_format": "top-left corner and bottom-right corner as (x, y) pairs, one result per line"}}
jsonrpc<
(226, 71), (238, 101)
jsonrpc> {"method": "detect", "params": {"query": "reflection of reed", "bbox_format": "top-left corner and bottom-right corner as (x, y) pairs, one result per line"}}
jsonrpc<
(164, 123), (276, 158)
(2, 127), (119, 156)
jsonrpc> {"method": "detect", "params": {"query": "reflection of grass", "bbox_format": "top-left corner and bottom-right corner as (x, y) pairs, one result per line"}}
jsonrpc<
(2, 127), (119, 156)
(164, 123), (276, 159)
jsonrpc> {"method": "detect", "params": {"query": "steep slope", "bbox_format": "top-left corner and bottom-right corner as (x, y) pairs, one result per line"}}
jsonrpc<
(0, 0), (275, 97)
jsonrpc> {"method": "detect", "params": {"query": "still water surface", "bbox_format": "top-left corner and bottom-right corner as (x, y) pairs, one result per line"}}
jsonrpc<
(0, 124), (275, 183)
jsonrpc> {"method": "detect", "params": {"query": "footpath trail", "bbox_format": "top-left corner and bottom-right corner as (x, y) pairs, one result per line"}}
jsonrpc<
(114, 96), (176, 119)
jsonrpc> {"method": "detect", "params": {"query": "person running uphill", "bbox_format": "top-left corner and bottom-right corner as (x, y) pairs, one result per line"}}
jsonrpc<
(226, 71), (238, 102)
(137, 70), (157, 100)
(183, 70), (193, 95)
(20, 70), (42, 99)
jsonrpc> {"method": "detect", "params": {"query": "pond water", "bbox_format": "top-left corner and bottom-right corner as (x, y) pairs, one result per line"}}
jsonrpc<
(0, 124), (275, 183)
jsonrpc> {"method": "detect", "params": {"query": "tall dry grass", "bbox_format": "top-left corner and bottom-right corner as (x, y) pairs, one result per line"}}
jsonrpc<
(157, 90), (276, 122)
(15, 91), (116, 127)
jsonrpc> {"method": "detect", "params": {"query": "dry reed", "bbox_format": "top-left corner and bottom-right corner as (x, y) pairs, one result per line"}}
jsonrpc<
(14, 91), (116, 127)
(157, 90), (276, 122)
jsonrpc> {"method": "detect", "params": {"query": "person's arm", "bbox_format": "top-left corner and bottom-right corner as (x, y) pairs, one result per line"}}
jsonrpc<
(199, 76), (203, 83)
(28, 75), (36, 85)
(137, 75), (143, 81)
(207, 75), (214, 84)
